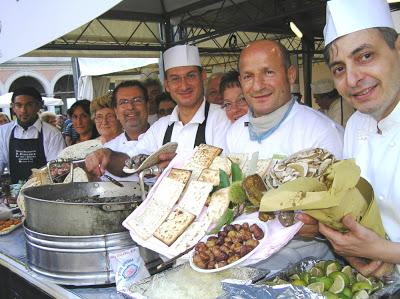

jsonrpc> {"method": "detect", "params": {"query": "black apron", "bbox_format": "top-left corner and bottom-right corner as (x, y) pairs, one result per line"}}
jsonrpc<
(162, 101), (210, 148)
(9, 124), (47, 183)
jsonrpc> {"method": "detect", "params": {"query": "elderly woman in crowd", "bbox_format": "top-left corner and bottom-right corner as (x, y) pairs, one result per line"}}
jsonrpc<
(40, 111), (58, 127)
(0, 112), (10, 125)
(220, 70), (248, 122)
(90, 92), (122, 144)
(69, 99), (99, 144)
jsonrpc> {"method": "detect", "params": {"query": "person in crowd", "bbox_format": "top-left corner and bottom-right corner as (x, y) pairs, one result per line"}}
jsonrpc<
(205, 72), (224, 105)
(311, 78), (354, 127)
(85, 44), (230, 178)
(63, 110), (79, 146)
(319, 0), (400, 277)
(0, 87), (65, 183)
(219, 70), (248, 122)
(99, 80), (151, 181)
(226, 39), (344, 270)
(90, 92), (122, 144)
(156, 92), (176, 118)
(55, 114), (67, 131)
(69, 100), (99, 145)
(143, 77), (162, 125)
(290, 83), (303, 103)
(0, 112), (10, 125)
(40, 111), (58, 127)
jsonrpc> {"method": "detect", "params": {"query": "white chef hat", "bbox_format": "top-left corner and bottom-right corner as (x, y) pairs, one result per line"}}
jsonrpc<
(163, 44), (201, 71)
(290, 83), (300, 93)
(311, 79), (335, 94)
(324, 0), (395, 46)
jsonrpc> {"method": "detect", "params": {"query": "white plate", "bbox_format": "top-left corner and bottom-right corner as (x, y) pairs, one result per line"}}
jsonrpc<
(189, 219), (267, 273)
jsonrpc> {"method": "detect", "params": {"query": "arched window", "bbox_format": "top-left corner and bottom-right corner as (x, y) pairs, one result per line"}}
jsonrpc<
(54, 75), (74, 100)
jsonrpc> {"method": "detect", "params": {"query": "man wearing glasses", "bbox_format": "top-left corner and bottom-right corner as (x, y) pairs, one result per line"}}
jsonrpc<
(85, 45), (230, 177)
(0, 87), (65, 183)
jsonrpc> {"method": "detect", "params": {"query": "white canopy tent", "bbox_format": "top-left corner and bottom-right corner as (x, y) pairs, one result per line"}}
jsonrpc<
(77, 57), (158, 100)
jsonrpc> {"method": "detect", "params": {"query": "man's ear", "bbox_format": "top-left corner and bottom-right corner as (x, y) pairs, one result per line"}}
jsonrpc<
(164, 79), (170, 93)
(287, 65), (297, 85)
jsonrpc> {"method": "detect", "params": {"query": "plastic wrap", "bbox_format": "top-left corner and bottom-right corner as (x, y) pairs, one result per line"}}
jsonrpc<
(217, 258), (400, 299)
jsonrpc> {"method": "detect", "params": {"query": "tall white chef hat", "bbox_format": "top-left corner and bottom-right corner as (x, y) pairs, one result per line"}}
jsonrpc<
(163, 44), (201, 71)
(290, 83), (300, 94)
(324, 0), (395, 46)
(311, 78), (335, 94)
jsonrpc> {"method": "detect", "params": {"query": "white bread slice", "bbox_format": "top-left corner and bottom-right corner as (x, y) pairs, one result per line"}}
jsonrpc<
(242, 159), (272, 178)
(126, 200), (172, 240)
(171, 217), (212, 253)
(209, 156), (232, 176)
(167, 168), (192, 185)
(153, 209), (196, 246)
(177, 180), (213, 216)
(206, 188), (230, 224)
(191, 144), (222, 168)
(152, 177), (186, 209)
(198, 168), (220, 186)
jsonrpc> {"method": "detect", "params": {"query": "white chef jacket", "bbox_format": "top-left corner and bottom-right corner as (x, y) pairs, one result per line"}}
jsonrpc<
(0, 119), (65, 173)
(103, 132), (140, 181)
(128, 99), (230, 157)
(344, 104), (400, 271)
(226, 101), (344, 160)
(147, 114), (158, 125)
(320, 97), (354, 127)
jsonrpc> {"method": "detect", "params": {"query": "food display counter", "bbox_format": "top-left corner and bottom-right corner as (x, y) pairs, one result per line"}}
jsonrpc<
(0, 227), (124, 299)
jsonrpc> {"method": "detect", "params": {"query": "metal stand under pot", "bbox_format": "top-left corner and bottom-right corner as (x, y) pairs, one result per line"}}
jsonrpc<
(22, 181), (159, 286)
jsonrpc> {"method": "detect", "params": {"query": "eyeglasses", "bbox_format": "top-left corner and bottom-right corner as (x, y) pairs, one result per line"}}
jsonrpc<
(222, 95), (247, 111)
(117, 97), (145, 107)
(167, 71), (200, 86)
(94, 113), (116, 123)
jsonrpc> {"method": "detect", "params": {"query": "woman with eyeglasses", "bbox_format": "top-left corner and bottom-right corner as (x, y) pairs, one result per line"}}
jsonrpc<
(90, 93), (123, 144)
(220, 70), (248, 122)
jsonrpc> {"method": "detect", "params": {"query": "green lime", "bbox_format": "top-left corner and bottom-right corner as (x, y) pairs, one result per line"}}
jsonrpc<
(328, 275), (345, 294)
(328, 271), (350, 286)
(325, 260), (342, 275)
(300, 272), (311, 284)
(351, 281), (373, 293)
(372, 280), (384, 292)
(290, 273), (300, 280)
(341, 265), (354, 282)
(309, 266), (324, 277)
(315, 260), (326, 270)
(341, 287), (353, 298)
(352, 289), (369, 299)
(356, 273), (372, 286)
(292, 279), (306, 286)
(323, 291), (340, 299)
(307, 282), (325, 294)
(315, 276), (334, 290)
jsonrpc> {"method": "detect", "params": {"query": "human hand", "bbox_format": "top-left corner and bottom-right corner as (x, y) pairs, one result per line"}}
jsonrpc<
(85, 148), (111, 178)
(158, 152), (176, 170)
(296, 213), (319, 239)
(319, 214), (383, 259)
(344, 256), (394, 278)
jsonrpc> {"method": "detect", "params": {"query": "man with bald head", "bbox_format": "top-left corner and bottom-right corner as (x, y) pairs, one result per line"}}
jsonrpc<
(226, 39), (344, 270)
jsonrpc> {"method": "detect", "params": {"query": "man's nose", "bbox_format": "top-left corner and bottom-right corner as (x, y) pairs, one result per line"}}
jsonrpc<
(253, 73), (265, 91)
(346, 65), (363, 87)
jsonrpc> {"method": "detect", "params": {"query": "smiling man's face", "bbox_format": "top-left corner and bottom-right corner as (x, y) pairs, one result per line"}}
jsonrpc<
(328, 28), (400, 121)
(239, 40), (296, 117)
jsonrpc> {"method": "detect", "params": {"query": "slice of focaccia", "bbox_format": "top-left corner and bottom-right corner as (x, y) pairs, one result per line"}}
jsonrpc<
(191, 144), (222, 168)
(206, 188), (230, 223)
(209, 156), (232, 176)
(153, 209), (196, 246)
(167, 168), (192, 185)
(198, 168), (220, 186)
(171, 217), (212, 253)
(152, 177), (186, 209)
(126, 200), (172, 240)
(177, 180), (213, 216)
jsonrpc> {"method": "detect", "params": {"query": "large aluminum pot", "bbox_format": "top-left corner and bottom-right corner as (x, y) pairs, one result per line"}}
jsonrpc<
(22, 182), (143, 236)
